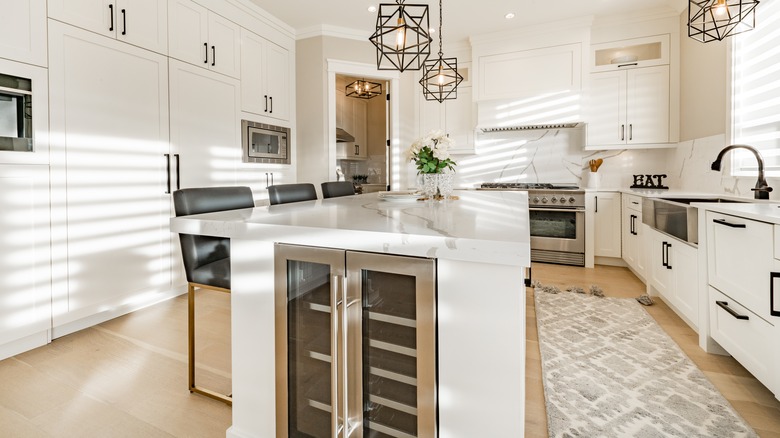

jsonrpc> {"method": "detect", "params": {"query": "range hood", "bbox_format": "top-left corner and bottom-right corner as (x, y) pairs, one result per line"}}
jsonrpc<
(336, 127), (355, 143)
(476, 97), (582, 133)
(479, 122), (581, 133)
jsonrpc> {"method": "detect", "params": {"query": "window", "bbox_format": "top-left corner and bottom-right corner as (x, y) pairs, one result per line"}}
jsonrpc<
(731, 0), (780, 175)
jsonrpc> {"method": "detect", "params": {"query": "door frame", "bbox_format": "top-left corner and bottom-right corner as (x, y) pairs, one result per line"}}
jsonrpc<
(326, 60), (400, 190)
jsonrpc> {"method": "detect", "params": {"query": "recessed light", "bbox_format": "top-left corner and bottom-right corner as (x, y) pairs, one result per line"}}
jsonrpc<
(505, 12), (515, 19)
(368, 5), (377, 13)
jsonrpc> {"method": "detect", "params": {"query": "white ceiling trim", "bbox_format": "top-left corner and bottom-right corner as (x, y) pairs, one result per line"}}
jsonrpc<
(297, 24), (369, 42)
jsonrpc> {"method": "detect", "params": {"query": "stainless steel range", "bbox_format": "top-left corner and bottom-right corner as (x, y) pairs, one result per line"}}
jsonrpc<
(479, 183), (586, 266)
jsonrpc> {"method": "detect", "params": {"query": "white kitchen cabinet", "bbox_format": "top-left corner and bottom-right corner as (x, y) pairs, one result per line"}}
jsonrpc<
(591, 35), (670, 73)
(48, 0), (168, 54)
(621, 193), (645, 279)
(0, 164), (51, 360)
(168, 0), (240, 78)
(647, 228), (698, 330)
(592, 192), (621, 258)
(48, 20), (176, 330)
(586, 65), (670, 148)
(169, 59), (240, 189)
(0, 0), (47, 66)
(240, 29), (290, 121)
(337, 97), (368, 160)
(418, 86), (475, 154)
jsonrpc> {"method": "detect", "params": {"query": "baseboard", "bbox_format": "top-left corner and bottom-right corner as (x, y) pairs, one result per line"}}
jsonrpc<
(52, 286), (187, 339)
(594, 256), (627, 267)
(0, 330), (50, 361)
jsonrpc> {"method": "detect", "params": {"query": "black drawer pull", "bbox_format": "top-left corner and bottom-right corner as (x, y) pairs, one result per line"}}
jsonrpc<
(716, 301), (749, 320)
(771, 272), (780, 317)
(713, 218), (746, 228)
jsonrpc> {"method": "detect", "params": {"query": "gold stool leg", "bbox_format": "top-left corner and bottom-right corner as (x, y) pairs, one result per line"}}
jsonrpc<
(188, 282), (232, 406)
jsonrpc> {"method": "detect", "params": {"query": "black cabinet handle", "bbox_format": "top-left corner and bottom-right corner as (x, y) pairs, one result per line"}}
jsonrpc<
(618, 62), (638, 68)
(355, 144), (359, 156)
(716, 301), (749, 320)
(661, 242), (668, 267)
(771, 272), (780, 317)
(174, 154), (180, 190)
(211, 45), (215, 66)
(109, 4), (114, 31)
(666, 242), (672, 269)
(629, 124), (633, 141)
(265, 172), (269, 188)
(164, 154), (171, 194)
(269, 96), (273, 113)
(121, 9), (126, 35)
(270, 173), (274, 186)
(620, 125), (625, 141)
(713, 218), (746, 228)
(204, 43), (208, 64)
(264, 95), (268, 112)
(595, 196), (598, 213)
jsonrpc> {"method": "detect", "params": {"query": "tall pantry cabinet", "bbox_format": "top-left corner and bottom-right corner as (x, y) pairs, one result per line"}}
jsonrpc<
(48, 21), (178, 332)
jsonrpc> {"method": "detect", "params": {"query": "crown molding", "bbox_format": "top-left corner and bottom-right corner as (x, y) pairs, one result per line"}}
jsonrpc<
(297, 24), (370, 42)
(592, 6), (682, 28)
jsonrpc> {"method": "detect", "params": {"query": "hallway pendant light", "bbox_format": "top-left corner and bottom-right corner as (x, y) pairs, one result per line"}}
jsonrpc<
(419, 0), (463, 102)
(346, 79), (383, 99)
(688, 0), (759, 42)
(369, 0), (432, 72)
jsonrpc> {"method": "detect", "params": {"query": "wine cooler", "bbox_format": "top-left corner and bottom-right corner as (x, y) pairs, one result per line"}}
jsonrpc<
(274, 244), (437, 438)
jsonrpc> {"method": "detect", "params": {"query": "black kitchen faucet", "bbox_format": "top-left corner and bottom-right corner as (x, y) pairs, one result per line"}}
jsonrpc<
(711, 144), (773, 200)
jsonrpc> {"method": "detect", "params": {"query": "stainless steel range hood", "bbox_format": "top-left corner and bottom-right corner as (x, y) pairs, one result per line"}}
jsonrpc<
(336, 127), (355, 142)
(478, 122), (581, 133)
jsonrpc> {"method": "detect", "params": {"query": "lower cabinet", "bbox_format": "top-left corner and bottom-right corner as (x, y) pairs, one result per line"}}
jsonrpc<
(621, 193), (645, 279)
(274, 244), (437, 437)
(647, 228), (698, 329)
(592, 192), (621, 258)
(0, 165), (51, 359)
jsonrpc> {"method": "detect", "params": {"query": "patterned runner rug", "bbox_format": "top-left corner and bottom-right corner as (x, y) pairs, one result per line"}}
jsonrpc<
(534, 288), (757, 438)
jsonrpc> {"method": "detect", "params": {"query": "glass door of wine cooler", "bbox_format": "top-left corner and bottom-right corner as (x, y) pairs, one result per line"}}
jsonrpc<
(275, 244), (437, 438)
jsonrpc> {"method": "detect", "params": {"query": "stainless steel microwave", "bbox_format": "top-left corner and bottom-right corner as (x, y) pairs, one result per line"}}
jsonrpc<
(0, 72), (33, 152)
(241, 120), (290, 164)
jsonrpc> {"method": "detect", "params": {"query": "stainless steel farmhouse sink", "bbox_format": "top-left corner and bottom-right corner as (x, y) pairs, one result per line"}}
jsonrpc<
(642, 197), (748, 244)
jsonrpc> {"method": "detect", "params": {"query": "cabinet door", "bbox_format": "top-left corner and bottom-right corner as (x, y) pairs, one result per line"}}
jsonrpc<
(634, 213), (646, 277)
(115, 0), (168, 54)
(707, 211), (774, 321)
(593, 192), (621, 258)
(586, 71), (626, 146)
(207, 12), (240, 78)
(0, 165), (51, 353)
(353, 99), (368, 158)
(336, 89), (346, 129)
(0, 0), (47, 66)
(622, 206), (637, 266)
(168, 0), (208, 67)
(170, 59), (240, 188)
(648, 229), (672, 296)
(444, 87), (475, 154)
(626, 65), (669, 144)
(670, 241), (698, 328)
(240, 29), (266, 115)
(264, 41), (290, 121)
(48, 21), (172, 326)
(48, 0), (114, 39)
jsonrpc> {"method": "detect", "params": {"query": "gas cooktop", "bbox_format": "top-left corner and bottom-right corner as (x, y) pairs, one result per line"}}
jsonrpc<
(479, 182), (581, 190)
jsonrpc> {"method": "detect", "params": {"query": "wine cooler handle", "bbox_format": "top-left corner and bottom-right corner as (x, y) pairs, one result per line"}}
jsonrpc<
(331, 275), (341, 437)
(341, 275), (350, 438)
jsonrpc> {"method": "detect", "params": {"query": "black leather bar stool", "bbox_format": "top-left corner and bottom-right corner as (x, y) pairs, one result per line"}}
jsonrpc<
(268, 183), (318, 205)
(173, 186), (255, 406)
(321, 181), (356, 199)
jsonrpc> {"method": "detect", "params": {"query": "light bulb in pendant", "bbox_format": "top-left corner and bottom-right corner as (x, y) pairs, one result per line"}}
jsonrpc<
(714, 0), (727, 16)
(395, 18), (406, 49)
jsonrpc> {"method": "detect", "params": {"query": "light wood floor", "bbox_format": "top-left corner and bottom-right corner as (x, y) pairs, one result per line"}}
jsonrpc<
(526, 263), (780, 438)
(1, 265), (779, 437)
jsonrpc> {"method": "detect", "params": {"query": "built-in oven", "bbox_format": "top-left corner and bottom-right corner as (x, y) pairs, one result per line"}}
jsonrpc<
(241, 119), (290, 164)
(479, 183), (586, 266)
(0, 72), (33, 152)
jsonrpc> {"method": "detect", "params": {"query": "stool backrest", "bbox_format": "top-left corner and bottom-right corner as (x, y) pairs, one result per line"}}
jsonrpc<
(321, 181), (356, 199)
(268, 183), (318, 205)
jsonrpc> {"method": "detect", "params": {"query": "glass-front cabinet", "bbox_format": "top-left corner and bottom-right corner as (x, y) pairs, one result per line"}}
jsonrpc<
(274, 244), (437, 438)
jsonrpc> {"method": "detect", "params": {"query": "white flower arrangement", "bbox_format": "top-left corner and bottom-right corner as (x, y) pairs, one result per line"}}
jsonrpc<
(408, 129), (457, 174)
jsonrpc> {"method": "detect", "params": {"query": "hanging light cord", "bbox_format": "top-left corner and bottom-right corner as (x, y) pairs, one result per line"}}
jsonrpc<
(437, 0), (443, 57)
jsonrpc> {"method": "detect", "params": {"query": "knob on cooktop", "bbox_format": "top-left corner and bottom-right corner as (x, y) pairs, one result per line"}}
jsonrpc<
(541, 197), (548, 204)
(532, 197), (540, 203)
(551, 197), (558, 203)
(569, 197), (576, 204)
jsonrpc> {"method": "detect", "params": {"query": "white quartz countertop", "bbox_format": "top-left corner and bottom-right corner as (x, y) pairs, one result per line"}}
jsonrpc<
(692, 202), (780, 225)
(170, 190), (531, 266)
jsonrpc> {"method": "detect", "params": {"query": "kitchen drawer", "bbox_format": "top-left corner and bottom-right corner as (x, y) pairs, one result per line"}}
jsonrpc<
(624, 194), (642, 212)
(710, 287), (777, 397)
(707, 211), (775, 321)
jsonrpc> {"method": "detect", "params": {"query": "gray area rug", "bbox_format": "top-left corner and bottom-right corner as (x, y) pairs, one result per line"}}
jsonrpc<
(534, 288), (757, 438)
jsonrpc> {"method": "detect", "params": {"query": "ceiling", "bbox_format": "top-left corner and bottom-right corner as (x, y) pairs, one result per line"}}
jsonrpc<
(249, 0), (687, 43)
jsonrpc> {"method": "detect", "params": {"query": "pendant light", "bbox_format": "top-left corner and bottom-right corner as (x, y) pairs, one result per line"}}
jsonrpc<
(346, 79), (383, 99)
(419, 0), (463, 102)
(688, 0), (759, 43)
(369, 0), (432, 72)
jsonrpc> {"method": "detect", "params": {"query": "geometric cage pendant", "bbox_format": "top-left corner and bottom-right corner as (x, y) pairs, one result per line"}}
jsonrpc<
(688, 0), (759, 43)
(419, 56), (463, 102)
(346, 79), (383, 99)
(369, 0), (432, 72)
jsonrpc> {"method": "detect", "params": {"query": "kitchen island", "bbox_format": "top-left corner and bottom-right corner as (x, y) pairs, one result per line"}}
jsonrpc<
(170, 191), (531, 438)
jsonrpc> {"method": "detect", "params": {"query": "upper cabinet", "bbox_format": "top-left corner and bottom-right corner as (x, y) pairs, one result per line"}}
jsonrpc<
(585, 34), (677, 150)
(0, 0), (47, 66)
(240, 29), (290, 122)
(418, 87), (475, 154)
(168, 0), (240, 79)
(48, 0), (168, 55)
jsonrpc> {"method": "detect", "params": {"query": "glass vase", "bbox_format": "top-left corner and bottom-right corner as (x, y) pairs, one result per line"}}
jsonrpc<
(422, 174), (438, 199)
(437, 173), (454, 199)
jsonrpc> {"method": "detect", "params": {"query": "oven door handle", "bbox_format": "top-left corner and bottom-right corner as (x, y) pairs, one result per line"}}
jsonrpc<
(529, 207), (585, 213)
